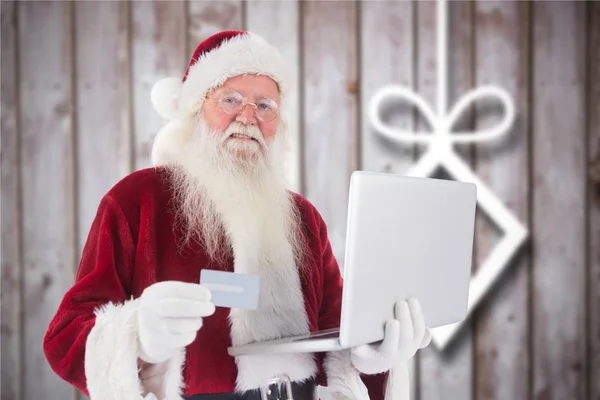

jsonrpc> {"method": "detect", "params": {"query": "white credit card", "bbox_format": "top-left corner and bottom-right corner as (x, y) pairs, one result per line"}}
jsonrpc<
(200, 269), (260, 310)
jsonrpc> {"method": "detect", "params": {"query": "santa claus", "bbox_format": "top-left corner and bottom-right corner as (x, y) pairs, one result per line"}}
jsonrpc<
(43, 30), (431, 400)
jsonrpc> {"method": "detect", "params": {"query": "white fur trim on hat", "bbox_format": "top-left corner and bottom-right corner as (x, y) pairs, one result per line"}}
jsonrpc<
(180, 33), (292, 116)
(151, 32), (293, 121)
(84, 299), (186, 400)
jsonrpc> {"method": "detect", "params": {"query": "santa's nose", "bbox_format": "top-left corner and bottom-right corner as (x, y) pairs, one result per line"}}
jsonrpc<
(236, 104), (257, 125)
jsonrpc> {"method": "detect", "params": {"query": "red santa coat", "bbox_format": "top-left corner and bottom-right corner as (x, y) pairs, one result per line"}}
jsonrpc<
(42, 166), (387, 399)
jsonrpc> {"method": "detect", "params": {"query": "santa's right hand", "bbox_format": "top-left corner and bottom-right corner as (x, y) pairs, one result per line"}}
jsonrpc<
(137, 280), (215, 364)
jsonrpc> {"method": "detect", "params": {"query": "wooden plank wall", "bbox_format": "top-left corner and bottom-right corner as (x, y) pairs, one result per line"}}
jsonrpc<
(16, 2), (76, 399)
(1, 2), (21, 399)
(1, 1), (598, 399)
(417, 2), (475, 399)
(473, 2), (530, 400)
(532, 3), (588, 399)
(303, 0), (358, 266)
(589, 4), (600, 400)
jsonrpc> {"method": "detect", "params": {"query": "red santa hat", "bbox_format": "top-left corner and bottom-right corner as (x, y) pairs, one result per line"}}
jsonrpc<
(150, 30), (293, 166)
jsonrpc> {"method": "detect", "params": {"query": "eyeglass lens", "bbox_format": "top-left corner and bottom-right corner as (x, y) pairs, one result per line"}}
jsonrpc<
(218, 90), (279, 122)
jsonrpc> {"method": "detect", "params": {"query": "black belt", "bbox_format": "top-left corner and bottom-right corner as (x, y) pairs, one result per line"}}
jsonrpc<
(185, 377), (316, 400)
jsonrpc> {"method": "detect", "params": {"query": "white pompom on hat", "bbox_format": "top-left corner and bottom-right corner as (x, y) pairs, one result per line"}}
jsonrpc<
(150, 77), (183, 120)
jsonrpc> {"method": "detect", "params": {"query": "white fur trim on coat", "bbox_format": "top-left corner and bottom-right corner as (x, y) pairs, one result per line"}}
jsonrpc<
(84, 299), (186, 400)
(324, 351), (410, 400)
(324, 351), (369, 399)
(226, 229), (317, 391)
(383, 364), (410, 400)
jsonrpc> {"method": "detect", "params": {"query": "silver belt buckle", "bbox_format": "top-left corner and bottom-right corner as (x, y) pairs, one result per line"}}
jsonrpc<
(260, 374), (294, 400)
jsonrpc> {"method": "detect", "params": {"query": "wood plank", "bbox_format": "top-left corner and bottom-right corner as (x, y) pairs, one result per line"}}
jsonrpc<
(587, 1), (600, 398)
(473, 2), (530, 399)
(75, 1), (132, 257)
(245, 0), (301, 193)
(18, 2), (76, 399)
(187, 0), (243, 56)
(1, 2), (22, 399)
(532, 2), (587, 399)
(418, 1), (474, 398)
(358, 1), (417, 398)
(131, 1), (186, 170)
(302, 0), (358, 267)
(360, 0), (415, 175)
(74, 5), (131, 398)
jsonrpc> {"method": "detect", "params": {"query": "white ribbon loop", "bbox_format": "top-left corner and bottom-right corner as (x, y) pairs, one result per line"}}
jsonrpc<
(368, 85), (516, 147)
(446, 86), (516, 143)
(368, 85), (438, 145)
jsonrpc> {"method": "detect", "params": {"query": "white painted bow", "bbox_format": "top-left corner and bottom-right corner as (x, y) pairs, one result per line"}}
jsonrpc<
(367, 0), (516, 175)
(368, 84), (516, 177)
(366, 0), (528, 350)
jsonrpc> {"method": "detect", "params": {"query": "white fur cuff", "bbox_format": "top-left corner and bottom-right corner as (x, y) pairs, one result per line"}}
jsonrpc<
(324, 351), (410, 400)
(323, 351), (369, 399)
(84, 299), (186, 400)
(383, 363), (410, 400)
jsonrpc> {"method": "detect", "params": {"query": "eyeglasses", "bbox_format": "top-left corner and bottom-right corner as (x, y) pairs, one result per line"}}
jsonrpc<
(206, 89), (280, 122)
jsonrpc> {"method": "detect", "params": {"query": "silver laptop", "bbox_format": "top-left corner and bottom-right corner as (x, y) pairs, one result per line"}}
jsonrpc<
(227, 171), (476, 356)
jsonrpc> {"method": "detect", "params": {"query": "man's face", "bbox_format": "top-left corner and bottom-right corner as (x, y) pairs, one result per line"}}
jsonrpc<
(200, 74), (281, 160)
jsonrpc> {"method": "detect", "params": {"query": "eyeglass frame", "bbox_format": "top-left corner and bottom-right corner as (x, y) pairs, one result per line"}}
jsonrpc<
(201, 89), (281, 123)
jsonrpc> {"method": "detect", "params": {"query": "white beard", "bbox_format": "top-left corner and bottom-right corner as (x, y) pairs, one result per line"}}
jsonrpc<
(167, 116), (302, 261)
(164, 115), (317, 390)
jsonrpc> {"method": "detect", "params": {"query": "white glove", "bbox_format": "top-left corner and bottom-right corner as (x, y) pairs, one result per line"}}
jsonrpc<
(137, 281), (215, 364)
(350, 298), (431, 375)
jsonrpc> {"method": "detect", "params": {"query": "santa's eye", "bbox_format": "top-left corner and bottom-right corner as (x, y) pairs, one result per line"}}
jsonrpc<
(221, 96), (241, 105)
(257, 102), (272, 111)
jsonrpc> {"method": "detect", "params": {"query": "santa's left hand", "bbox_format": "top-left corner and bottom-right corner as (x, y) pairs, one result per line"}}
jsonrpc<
(350, 298), (432, 375)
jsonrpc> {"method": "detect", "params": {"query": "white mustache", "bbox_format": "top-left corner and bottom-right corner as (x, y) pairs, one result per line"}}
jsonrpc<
(224, 122), (266, 146)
